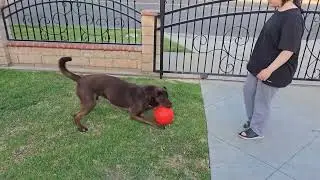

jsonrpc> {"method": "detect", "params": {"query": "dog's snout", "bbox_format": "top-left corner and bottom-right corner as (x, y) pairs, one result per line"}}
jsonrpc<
(165, 101), (172, 108)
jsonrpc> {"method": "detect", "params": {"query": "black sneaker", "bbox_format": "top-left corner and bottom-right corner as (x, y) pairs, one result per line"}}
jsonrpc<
(238, 128), (264, 140)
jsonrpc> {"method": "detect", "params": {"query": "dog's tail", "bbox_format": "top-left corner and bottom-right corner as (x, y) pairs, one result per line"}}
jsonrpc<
(58, 57), (81, 82)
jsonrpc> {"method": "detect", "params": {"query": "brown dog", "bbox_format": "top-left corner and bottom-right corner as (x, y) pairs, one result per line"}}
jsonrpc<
(58, 57), (172, 132)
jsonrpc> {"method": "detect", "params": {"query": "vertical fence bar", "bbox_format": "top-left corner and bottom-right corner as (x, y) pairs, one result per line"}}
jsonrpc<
(55, 0), (62, 41)
(168, 0), (174, 71)
(217, 0), (230, 74)
(182, 0), (191, 72)
(6, 1), (16, 39)
(133, 0), (137, 44)
(105, 0), (110, 43)
(159, 0), (165, 79)
(263, 2), (270, 23)
(20, 0), (30, 40)
(224, 0), (238, 74)
(175, 0), (183, 71)
(203, 0), (215, 73)
(120, 0), (124, 43)
(91, 0), (96, 43)
(239, 0), (255, 74)
(77, 1), (81, 41)
(84, 1), (89, 42)
(98, 0), (103, 42)
(34, 0), (43, 40)
(153, 16), (157, 71)
(63, 1), (69, 41)
(210, 1), (222, 74)
(27, 0), (36, 40)
(112, 0), (117, 43)
(249, 0), (263, 55)
(41, 0), (49, 40)
(1, 5), (10, 40)
(48, 0), (56, 40)
(70, 1), (76, 41)
(126, 0), (130, 44)
(189, 0), (199, 72)
(310, 15), (320, 79)
(197, 3), (206, 73)
(234, 0), (246, 75)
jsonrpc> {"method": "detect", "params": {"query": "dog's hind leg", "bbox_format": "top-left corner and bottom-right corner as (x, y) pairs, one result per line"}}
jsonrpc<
(74, 101), (96, 132)
(74, 91), (96, 132)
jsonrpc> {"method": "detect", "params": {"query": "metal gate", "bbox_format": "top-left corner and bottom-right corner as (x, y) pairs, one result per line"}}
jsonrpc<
(1, 0), (141, 45)
(154, 0), (320, 81)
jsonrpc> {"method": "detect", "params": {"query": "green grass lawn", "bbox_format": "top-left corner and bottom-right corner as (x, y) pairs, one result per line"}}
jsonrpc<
(11, 25), (189, 53)
(0, 69), (210, 179)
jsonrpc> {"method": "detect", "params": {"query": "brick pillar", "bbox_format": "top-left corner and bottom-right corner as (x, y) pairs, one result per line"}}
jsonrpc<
(140, 10), (159, 72)
(0, 0), (10, 66)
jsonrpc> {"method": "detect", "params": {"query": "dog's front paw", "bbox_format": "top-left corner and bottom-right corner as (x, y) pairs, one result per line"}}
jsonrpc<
(78, 126), (88, 132)
(157, 125), (166, 130)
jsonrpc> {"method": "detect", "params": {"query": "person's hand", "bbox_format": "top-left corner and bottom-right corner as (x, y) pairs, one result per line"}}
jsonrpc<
(257, 68), (273, 81)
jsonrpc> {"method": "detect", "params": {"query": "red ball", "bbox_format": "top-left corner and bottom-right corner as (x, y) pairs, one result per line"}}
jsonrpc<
(153, 106), (174, 125)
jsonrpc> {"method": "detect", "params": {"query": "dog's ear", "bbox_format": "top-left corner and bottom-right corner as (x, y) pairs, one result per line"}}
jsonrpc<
(163, 86), (169, 97)
(143, 86), (158, 98)
(156, 87), (168, 98)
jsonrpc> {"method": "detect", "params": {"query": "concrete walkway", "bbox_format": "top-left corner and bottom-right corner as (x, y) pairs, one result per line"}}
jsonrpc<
(201, 79), (320, 180)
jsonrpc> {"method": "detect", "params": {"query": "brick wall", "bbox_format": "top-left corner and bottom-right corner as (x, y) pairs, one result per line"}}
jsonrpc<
(7, 41), (142, 71)
(0, 42), (7, 65)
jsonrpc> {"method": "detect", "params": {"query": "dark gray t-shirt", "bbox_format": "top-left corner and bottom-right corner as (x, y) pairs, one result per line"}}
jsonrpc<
(247, 8), (304, 88)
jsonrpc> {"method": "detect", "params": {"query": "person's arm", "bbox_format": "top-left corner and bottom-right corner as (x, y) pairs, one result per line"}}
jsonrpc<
(267, 50), (294, 73)
(270, 15), (303, 72)
(257, 50), (294, 81)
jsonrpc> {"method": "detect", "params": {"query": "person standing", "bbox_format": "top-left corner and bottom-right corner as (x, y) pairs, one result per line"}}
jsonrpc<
(238, 0), (304, 139)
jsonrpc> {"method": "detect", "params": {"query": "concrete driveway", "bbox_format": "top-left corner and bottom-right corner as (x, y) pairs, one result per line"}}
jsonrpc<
(201, 79), (320, 180)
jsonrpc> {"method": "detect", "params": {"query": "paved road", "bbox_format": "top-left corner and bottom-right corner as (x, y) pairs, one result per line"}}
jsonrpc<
(2, 0), (319, 40)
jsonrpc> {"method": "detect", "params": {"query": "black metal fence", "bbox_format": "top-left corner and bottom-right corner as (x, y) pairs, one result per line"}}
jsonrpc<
(1, 0), (141, 45)
(155, 0), (320, 81)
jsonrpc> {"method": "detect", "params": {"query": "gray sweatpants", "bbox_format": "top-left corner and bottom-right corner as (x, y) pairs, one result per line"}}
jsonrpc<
(243, 73), (279, 136)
